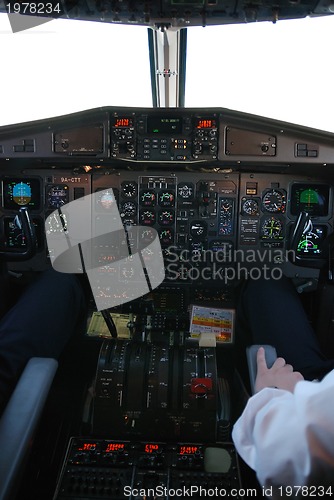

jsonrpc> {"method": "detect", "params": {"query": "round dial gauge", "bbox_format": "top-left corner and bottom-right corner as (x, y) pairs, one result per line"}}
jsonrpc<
(177, 183), (194, 200)
(140, 190), (156, 206)
(158, 191), (175, 207)
(121, 181), (137, 198)
(158, 210), (174, 225)
(261, 217), (283, 239)
(262, 189), (286, 213)
(159, 228), (174, 245)
(120, 201), (137, 217)
(242, 198), (259, 216)
(140, 228), (156, 242)
(95, 189), (116, 210)
(190, 221), (207, 239)
(47, 185), (69, 209)
(140, 210), (155, 225)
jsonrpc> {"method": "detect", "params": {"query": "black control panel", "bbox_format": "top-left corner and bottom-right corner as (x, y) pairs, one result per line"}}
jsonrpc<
(93, 340), (225, 442)
(0, 107), (333, 281)
(54, 438), (242, 500)
(1, 169), (332, 283)
(94, 171), (240, 286)
(2, 107), (334, 166)
(111, 113), (218, 161)
(2, 0), (332, 28)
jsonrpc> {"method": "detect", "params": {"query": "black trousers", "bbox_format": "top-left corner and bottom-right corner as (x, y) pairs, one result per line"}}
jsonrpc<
(237, 277), (334, 380)
(0, 269), (86, 404)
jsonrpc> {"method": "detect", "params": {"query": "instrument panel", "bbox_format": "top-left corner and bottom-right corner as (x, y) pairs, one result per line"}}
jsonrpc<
(1, 108), (333, 497)
(54, 438), (242, 500)
(0, 170), (332, 286)
(0, 106), (333, 287)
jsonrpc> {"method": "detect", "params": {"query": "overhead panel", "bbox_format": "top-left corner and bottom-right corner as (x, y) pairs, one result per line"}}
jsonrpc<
(2, 0), (334, 27)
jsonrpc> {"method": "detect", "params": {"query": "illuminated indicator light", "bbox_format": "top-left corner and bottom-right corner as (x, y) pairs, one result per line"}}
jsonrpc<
(196, 119), (214, 129)
(105, 443), (125, 452)
(78, 443), (97, 451)
(179, 445), (199, 455)
(145, 443), (159, 453)
(115, 118), (131, 127)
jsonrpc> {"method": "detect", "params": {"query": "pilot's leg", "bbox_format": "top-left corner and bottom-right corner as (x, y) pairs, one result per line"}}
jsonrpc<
(0, 268), (87, 407)
(237, 276), (334, 380)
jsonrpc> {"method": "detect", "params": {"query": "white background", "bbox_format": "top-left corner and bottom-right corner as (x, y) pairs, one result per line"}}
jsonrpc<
(1, 13), (334, 132)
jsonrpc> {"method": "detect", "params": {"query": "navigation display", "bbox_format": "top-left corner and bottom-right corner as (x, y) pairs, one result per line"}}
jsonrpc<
(3, 178), (41, 210)
(147, 117), (182, 134)
(290, 184), (329, 216)
(297, 225), (326, 256)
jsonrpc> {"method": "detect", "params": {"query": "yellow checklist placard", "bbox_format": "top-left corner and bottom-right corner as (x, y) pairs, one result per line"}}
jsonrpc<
(190, 305), (235, 343)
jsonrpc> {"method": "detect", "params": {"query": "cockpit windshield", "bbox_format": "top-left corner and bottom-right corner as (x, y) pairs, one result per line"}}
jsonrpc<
(1, 11), (334, 131)
(186, 16), (334, 132)
(0, 14), (152, 125)
(2, 3), (334, 497)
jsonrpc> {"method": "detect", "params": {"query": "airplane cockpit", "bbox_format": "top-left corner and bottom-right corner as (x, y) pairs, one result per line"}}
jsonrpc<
(0, 1), (334, 499)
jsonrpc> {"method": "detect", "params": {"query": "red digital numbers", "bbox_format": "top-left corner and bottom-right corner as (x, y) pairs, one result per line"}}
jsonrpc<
(179, 445), (199, 455)
(114, 118), (130, 127)
(105, 442), (125, 453)
(78, 443), (97, 451)
(145, 443), (159, 453)
(196, 119), (215, 129)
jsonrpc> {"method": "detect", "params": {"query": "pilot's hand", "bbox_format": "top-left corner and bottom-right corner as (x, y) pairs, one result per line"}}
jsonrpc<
(255, 346), (304, 393)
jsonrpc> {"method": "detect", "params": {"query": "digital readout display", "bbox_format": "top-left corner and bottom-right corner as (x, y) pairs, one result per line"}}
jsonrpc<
(3, 178), (41, 210)
(196, 119), (216, 129)
(147, 117), (182, 135)
(105, 442), (125, 452)
(144, 443), (160, 453)
(113, 118), (132, 127)
(297, 225), (326, 256)
(78, 443), (97, 451)
(4, 217), (42, 249)
(290, 184), (329, 216)
(178, 445), (199, 455)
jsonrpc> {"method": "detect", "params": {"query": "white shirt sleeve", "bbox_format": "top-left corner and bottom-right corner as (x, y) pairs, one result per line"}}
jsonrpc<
(232, 370), (334, 490)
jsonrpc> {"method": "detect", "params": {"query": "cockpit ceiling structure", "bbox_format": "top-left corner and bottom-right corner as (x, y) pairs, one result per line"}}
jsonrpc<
(1, 0), (334, 27)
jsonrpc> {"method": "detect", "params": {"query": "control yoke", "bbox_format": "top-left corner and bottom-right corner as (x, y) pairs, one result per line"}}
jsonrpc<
(288, 210), (334, 275)
(0, 207), (37, 261)
(288, 211), (311, 264)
